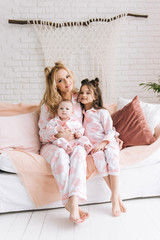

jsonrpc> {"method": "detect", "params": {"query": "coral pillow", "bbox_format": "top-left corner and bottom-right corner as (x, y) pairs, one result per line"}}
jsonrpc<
(0, 111), (40, 154)
(112, 96), (156, 148)
(117, 97), (160, 134)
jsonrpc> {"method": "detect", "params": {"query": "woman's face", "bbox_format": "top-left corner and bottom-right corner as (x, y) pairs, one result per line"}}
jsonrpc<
(55, 69), (73, 94)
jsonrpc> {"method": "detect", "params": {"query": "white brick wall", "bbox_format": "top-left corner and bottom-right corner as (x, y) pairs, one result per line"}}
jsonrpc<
(0, 0), (160, 104)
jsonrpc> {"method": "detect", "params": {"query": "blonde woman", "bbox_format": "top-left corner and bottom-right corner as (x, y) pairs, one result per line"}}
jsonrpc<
(39, 62), (88, 223)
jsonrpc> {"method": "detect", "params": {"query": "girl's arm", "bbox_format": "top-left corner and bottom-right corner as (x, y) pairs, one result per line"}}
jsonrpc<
(101, 110), (123, 150)
(100, 110), (116, 142)
(92, 140), (110, 153)
(115, 136), (123, 150)
(92, 110), (113, 153)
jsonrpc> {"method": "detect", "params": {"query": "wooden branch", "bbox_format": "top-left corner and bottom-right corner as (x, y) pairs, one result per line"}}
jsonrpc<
(127, 13), (148, 18)
(8, 13), (148, 28)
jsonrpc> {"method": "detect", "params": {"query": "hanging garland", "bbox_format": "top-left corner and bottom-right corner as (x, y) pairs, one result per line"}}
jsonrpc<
(8, 13), (148, 28)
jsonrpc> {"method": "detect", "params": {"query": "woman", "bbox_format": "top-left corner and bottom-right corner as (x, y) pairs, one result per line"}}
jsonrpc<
(38, 62), (88, 223)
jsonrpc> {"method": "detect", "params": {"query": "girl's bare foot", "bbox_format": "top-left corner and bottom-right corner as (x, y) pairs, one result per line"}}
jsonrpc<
(119, 197), (127, 213)
(65, 196), (89, 223)
(79, 208), (89, 221)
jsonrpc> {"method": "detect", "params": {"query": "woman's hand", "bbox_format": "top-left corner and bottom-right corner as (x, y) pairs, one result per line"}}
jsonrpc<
(92, 141), (109, 153)
(56, 126), (65, 133)
(115, 136), (123, 150)
(74, 131), (82, 139)
(55, 129), (74, 141)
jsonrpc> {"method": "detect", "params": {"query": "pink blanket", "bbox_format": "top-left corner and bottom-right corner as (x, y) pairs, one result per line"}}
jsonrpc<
(3, 136), (159, 207)
(1, 101), (160, 207)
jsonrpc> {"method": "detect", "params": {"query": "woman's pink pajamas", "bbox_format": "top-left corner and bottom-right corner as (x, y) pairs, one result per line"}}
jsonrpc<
(83, 108), (120, 176)
(38, 94), (87, 204)
(40, 144), (87, 204)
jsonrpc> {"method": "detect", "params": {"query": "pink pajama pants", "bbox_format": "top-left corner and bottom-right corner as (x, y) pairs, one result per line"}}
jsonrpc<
(40, 143), (87, 205)
(92, 140), (120, 177)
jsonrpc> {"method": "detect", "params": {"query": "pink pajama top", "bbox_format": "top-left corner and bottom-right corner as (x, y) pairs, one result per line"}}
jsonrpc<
(83, 108), (116, 147)
(46, 116), (84, 139)
(38, 94), (82, 144)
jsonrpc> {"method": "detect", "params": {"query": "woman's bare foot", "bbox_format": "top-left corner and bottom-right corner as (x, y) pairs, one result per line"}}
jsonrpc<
(65, 196), (89, 223)
(111, 197), (121, 217)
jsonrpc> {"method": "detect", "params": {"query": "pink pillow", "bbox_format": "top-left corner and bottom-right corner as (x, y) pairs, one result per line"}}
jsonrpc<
(112, 96), (156, 148)
(0, 111), (40, 154)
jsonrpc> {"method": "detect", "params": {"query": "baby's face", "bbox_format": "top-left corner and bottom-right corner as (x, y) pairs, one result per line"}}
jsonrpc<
(57, 101), (73, 120)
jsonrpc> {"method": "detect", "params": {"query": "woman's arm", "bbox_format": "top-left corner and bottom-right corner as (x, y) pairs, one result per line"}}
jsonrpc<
(38, 104), (52, 143)
(55, 130), (74, 141)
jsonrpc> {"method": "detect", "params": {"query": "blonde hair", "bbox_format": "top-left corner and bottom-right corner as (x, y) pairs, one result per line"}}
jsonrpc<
(40, 61), (78, 117)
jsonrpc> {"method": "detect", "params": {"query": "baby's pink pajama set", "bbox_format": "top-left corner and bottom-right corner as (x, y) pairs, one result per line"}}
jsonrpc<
(46, 116), (92, 154)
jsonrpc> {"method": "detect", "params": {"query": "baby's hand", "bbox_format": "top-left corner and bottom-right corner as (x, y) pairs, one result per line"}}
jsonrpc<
(92, 141), (109, 153)
(74, 131), (82, 139)
(57, 126), (64, 133)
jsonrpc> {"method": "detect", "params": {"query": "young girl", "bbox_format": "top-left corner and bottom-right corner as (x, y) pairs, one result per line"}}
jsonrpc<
(78, 78), (126, 216)
(46, 99), (92, 154)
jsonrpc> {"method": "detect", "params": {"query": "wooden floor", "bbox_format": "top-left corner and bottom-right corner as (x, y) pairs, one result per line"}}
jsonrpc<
(0, 197), (160, 240)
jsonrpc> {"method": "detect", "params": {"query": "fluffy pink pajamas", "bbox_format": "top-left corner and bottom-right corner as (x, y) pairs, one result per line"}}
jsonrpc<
(83, 108), (120, 176)
(38, 94), (87, 204)
(40, 143), (87, 204)
(92, 140), (120, 177)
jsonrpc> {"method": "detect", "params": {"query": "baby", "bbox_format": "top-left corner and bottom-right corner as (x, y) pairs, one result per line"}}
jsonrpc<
(46, 99), (92, 154)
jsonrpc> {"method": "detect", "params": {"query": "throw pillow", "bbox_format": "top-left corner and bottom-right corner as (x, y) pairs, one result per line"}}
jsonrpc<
(0, 111), (40, 154)
(112, 96), (155, 148)
(117, 97), (160, 135)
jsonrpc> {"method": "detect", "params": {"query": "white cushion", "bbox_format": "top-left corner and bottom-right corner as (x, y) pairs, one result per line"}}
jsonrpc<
(0, 153), (17, 173)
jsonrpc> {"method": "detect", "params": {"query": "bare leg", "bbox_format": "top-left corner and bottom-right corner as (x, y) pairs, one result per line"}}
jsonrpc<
(65, 196), (89, 223)
(110, 175), (121, 216)
(103, 175), (126, 215)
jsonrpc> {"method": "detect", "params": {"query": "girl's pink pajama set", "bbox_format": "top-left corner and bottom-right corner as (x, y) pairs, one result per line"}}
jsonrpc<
(46, 116), (92, 154)
(83, 108), (120, 177)
(38, 95), (88, 204)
